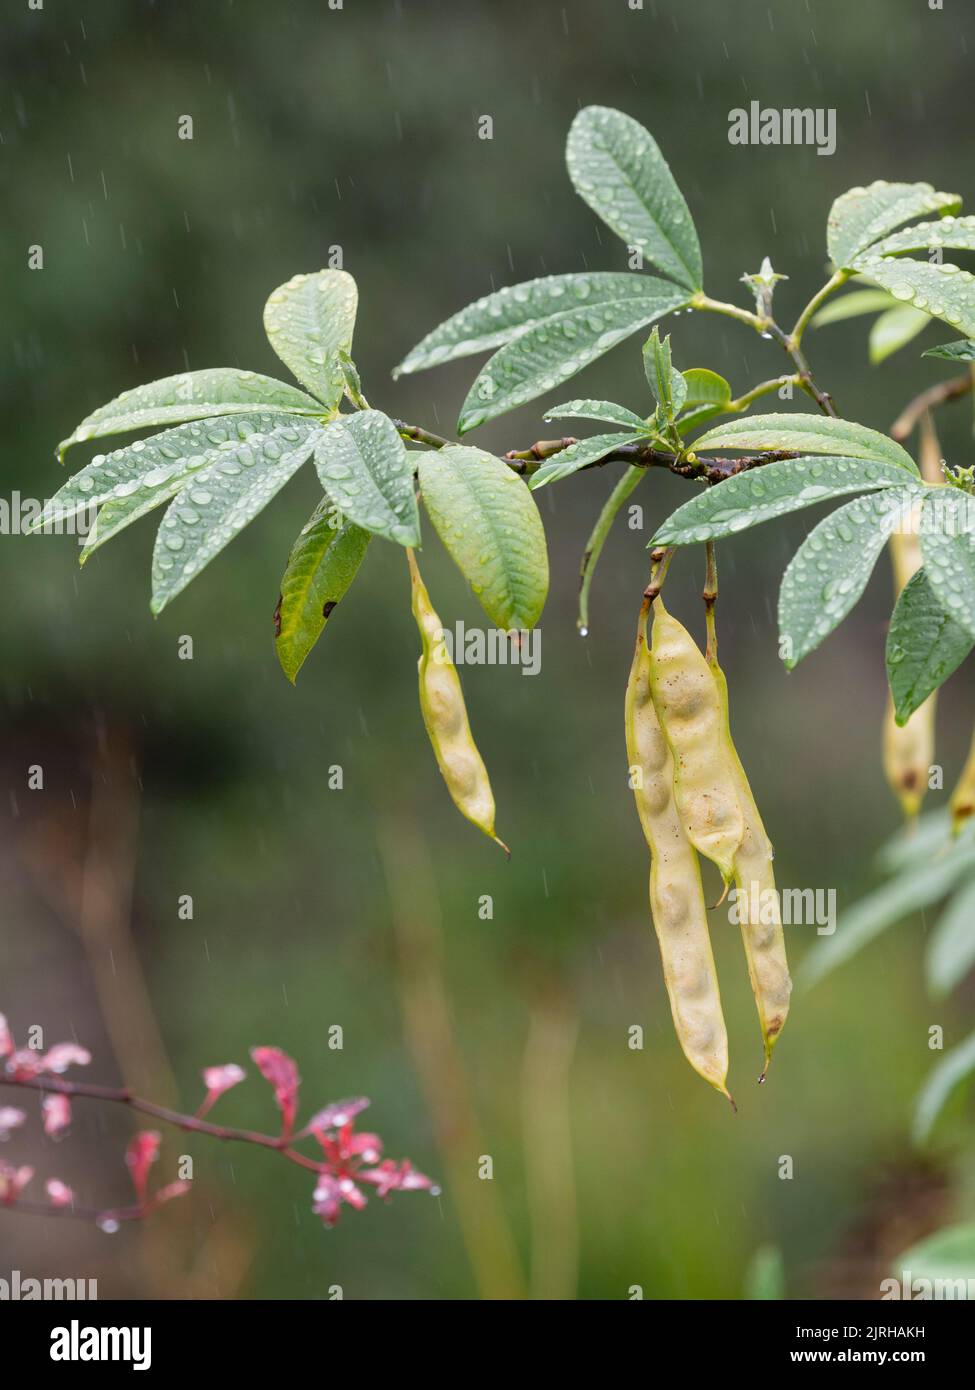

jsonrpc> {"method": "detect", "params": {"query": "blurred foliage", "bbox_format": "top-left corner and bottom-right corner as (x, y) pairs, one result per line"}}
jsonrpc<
(3, 0), (975, 1299)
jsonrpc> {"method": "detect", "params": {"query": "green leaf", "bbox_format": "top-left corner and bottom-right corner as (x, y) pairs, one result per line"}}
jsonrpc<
(927, 875), (975, 998)
(877, 808), (954, 875)
(800, 847), (975, 992)
(827, 181), (961, 269)
(529, 432), (639, 491)
(924, 338), (975, 362)
(396, 271), (650, 378)
(150, 420), (320, 613)
(692, 412), (918, 474)
(642, 328), (686, 420)
(578, 465), (645, 634)
(418, 445), (549, 630)
(650, 456), (915, 546)
(869, 305), (930, 363)
(870, 214), (975, 257)
(457, 276), (688, 433)
(895, 1220), (975, 1281)
(338, 351), (368, 409)
(919, 490), (975, 639)
(680, 368), (731, 407)
(58, 369), (323, 459)
(853, 254), (975, 338)
(811, 289), (896, 328)
(313, 410), (420, 547)
(778, 490), (916, 668)
(565, 106), (702, 290)
(675, 403), (726, 435)
(886, 568), (973, 723)
(913, 1032), (975, 1145)
(543, 398), (648, 430)
(743, 1246), (786, 1301)
(32, 413), (306, 536)
(274, 498), (371, 683)
(263, 270), (358, 406)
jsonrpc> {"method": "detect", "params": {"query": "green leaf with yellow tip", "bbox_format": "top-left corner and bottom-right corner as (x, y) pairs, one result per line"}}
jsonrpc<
(274, 498), (371, 683)
(263, 270), (358, 407)
(418, 445), (548, 630)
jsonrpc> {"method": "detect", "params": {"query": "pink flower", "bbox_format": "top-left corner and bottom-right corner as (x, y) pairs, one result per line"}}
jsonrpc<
(4, 1042), (91, 1081)
(0, 1107), (26, 1141)
(39, 1043), (91, 1075)
(0, 1162), (34, 1205)
(312, 1174), (367, 1228)
(304, 1097), (370, 1137)
(198, 1063), (246, 1117)
(46, 1179), (74, 1208)
(250, 1047), (300, 1138)
(359, 1159), (437, 1199)
(42, 1094), (72, 1138)
(151, 1180), (191, 1208)
(306, 1103), (437, 1227)
(125, 1131), (161, 1206)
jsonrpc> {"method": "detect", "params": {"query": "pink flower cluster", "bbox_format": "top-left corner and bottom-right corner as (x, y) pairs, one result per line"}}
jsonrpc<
(1, 1014), (437, 1232)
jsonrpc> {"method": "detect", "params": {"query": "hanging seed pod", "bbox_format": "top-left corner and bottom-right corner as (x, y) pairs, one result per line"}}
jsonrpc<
(648, 599), (745, 889)
(709, 658), (792, 1076)
(625, 599), (732, 1100)
(408, 550), (508, 853)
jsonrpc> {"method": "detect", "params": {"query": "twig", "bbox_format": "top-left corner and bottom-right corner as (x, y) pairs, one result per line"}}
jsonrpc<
(891, 373), (973, 441)
(0, 1073), (325, 1174)
(703, 541), (718, 665)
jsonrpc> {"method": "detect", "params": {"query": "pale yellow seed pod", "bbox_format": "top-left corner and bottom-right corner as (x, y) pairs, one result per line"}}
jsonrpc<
(648, 600), (745, 887)
(710, 658), (792, 1075)
(626, 601), (732, 1101)
(408, 550), (508, 854)
(950, 722), (975, 836)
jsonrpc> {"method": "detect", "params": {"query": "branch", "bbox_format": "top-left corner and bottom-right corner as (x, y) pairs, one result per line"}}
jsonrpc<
(891, 372), (973, 441)
(2, 1073), (323, 1173)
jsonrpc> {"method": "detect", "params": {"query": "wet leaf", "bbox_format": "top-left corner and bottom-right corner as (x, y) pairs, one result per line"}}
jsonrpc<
(457, 277), (687, 432)
(886, 568), (972, 724)
(58, 369), (322, 460)
(919, 490), (975, 639)
(529, 432), (640, 490)
(313, 410), (420, 547)
(651, 456), (916, 546)
(566, 106), (702, 290)
(150, 420), (320, 612)
(828, 181), (961, 269)
(263, 270), (357, 407)
(275, 498), (371, 683)
(692, 413), (918, 474)
(778, 489), (917, 668)
(418, 445), (548, 629)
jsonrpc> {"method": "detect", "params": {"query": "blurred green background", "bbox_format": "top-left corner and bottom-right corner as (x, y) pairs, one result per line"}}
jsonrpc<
(3, 0), (975, 1299)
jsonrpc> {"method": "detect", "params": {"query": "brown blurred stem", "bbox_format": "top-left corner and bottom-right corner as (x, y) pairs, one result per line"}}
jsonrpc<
(378, 816), (526, 1301)
(891, 372), (973, 441)
(520, 986), (579, 1300)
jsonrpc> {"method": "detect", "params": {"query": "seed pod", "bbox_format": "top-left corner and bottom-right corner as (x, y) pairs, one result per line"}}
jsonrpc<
(626, 600), (731, 1100)
(709, 658), (792, 1075)
(408, 550), (508, 853)
(883, 505), (936, 820)
(950, 723), (975, 835)
(648, 599), (745, 887)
